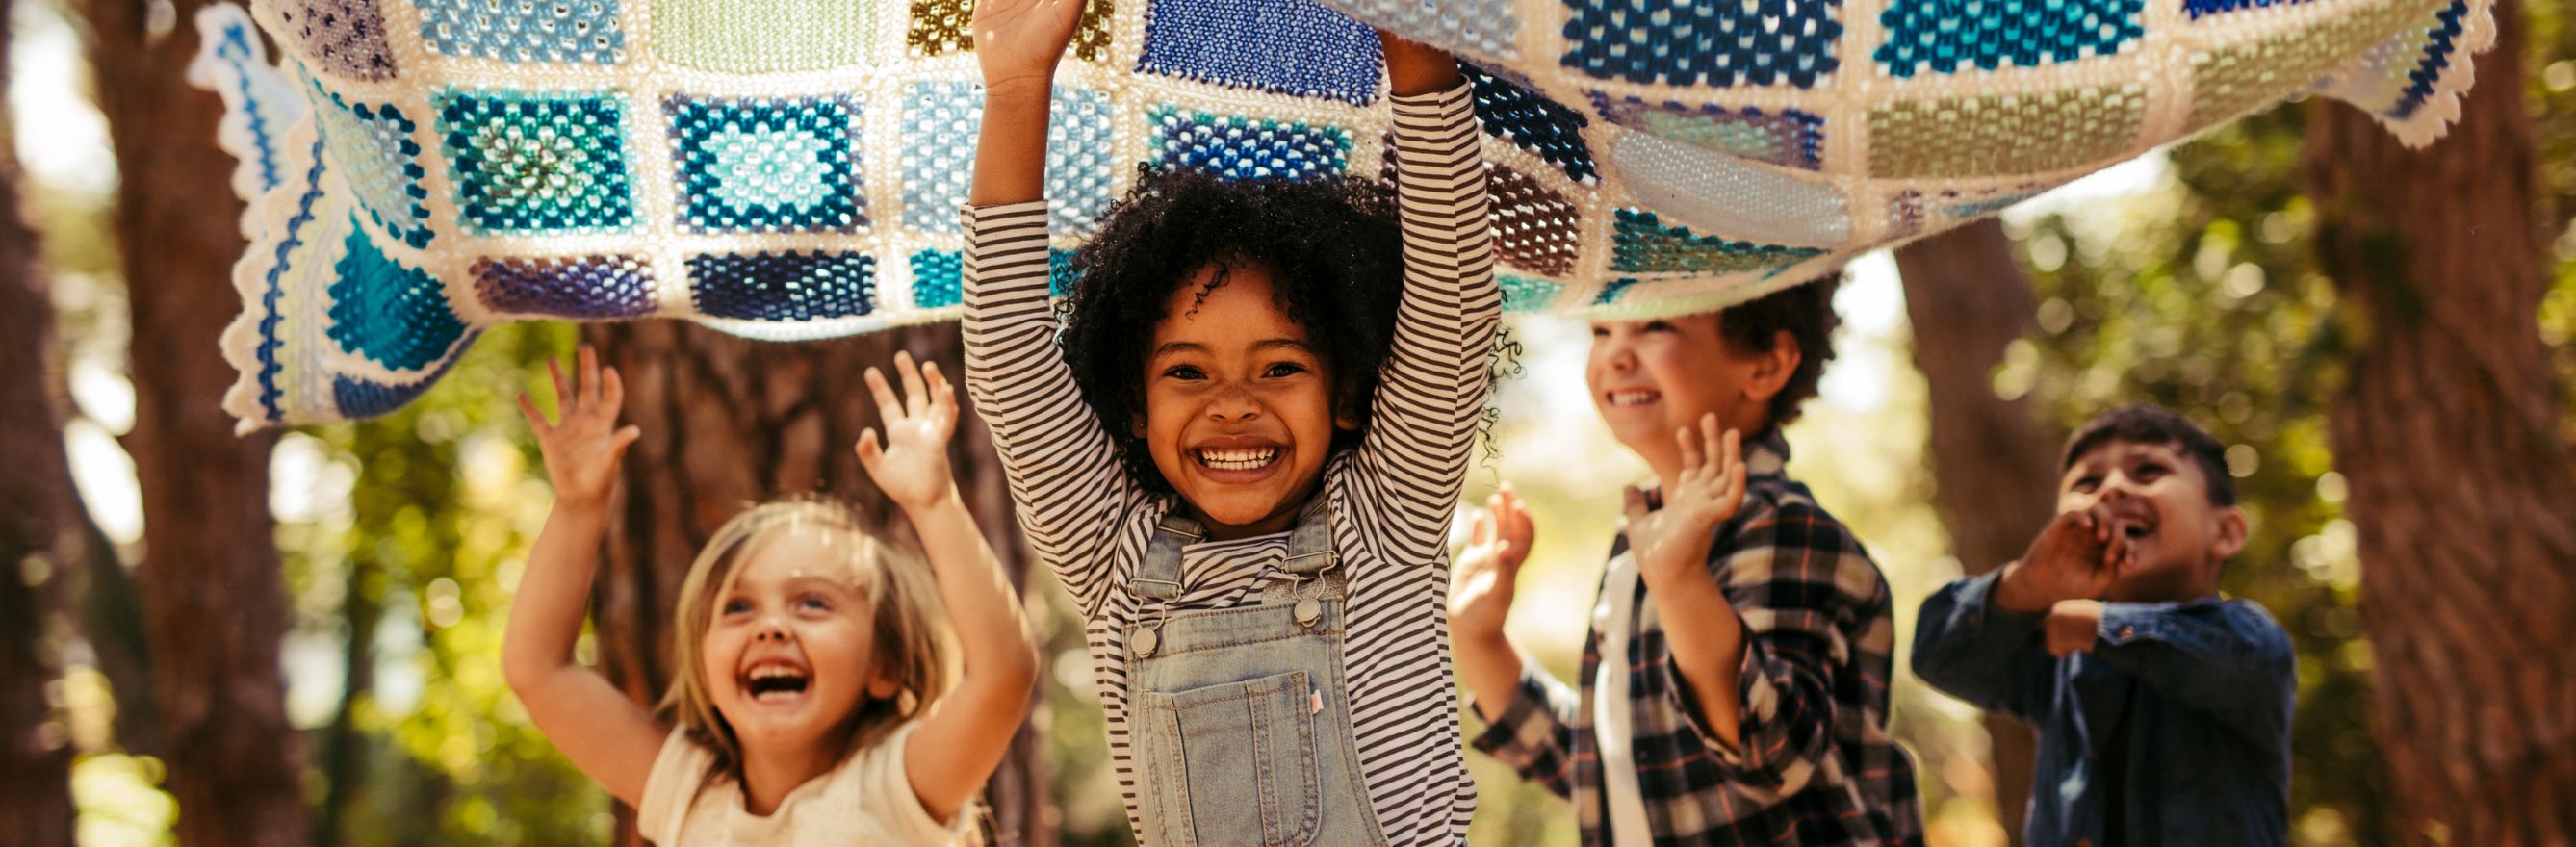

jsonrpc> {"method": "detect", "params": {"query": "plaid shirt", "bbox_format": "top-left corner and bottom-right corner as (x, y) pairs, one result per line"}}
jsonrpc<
(1473, 431), (1925, 846)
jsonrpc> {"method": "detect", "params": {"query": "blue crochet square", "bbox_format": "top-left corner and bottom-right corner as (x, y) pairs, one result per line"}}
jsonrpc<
(1559, 0), (1843, 89)
(1464, 63), (1597, 183)
(1148, 106), (1351, 181)
(417, 0), (625, 64)
(472, 255), (656, 318)
(313, 84), (436, 247)
(666, 94), (864, 234)
(688, 251), (876, 321)
(1875, 0), (2142, 77)
(901, 83), (1116, 235)
(437, 89), (637, 235)
(1610, 209), (1824, 275)
(325, 217), (468, 372)
(1139, 0), (1383, 105)
(1589, 94), (1823, 170)
(334, 346), (472, 419)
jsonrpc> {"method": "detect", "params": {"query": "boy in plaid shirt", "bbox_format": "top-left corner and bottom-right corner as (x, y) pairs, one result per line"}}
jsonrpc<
(1453, 277), (1924, 845)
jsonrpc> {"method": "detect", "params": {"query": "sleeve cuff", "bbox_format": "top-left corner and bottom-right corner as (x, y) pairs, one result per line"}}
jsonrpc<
(1957, 570), (2048, 639)
(1468, 665), (1559, 757)
(958, 199), (1049, 232)
(1388, 79), (1475, 114)
(1665, 614), (1768, 763)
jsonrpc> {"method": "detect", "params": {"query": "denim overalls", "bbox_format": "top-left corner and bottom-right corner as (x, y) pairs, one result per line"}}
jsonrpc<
(1123, 500), (1388, 847)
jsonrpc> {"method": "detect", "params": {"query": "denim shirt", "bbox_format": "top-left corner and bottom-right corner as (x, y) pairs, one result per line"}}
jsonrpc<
(1913, 572), (2294, 847)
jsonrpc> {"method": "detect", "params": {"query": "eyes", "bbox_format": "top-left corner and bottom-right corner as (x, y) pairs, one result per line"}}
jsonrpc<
(718, 592), (837, 618)
(2071, 461), (2172, 492)
(1155, 360), (1312, 382)
(1590, 320), (1678, 339)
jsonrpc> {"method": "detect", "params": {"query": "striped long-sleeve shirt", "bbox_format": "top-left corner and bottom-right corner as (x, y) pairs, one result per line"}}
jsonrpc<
(960, 83), (1498, 846)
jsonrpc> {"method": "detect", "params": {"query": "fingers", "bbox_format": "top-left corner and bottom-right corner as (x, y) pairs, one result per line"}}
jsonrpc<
(1497, 483), (1534, 544)
(611, 424), (642, 454)
(1467, 509), (1495, 548)
(601, 361), (626, 413)
(578, 346), (601, 408)
(922, 360), (957, 422)
(1675, 423), (1704, 474)
(863, 367), (904, 424)
(895, 350), (930, 417)
(517, 393), (552, 432)
(547, 357), (568, 407)
(855, 426), (885, 469)
(1717, 425), (1740, 474)
(1621, 485), (1650, 525)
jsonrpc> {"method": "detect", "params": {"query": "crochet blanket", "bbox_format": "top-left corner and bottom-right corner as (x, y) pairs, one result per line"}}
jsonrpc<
(193, 0), (2494, 429)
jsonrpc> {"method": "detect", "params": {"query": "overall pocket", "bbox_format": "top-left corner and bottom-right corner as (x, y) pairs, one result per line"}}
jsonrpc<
(1131, 670), (1321, 847)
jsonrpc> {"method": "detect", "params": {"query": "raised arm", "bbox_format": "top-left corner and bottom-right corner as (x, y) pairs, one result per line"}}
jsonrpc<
(1911, 571), (2058, 723)
(1343, 34), (1501, 559)
(502, 346), (666, 808)
(958, 0), (1136, 612)
(857, 353), (1041, 825)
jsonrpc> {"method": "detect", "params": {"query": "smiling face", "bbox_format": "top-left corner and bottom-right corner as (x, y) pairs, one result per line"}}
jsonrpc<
(1138, 262), (1355, 539)
(1586, 313), (1789, 482)
(2058, 439), (2248, 603)
(697, 528), (893, 757)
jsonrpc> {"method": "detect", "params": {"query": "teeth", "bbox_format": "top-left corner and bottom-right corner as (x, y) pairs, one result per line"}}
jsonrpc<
(1198, 447), (1279, 471)
(1607, 390), (1658, 407)
(749, 666), (804, 680)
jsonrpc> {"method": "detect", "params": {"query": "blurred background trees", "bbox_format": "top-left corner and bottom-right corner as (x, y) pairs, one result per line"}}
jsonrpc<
(5, 0), (2571, 843)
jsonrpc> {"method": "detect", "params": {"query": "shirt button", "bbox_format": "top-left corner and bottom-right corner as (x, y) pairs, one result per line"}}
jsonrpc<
(2119, 626), (2136, 639)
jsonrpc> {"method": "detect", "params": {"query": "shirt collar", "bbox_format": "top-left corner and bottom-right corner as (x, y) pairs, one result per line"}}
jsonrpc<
(1744, 428), (1790, 479)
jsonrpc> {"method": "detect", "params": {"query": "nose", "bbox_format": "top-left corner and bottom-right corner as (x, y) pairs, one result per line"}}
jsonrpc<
(755, 616), (790, 642)
(1204, 383), (1260, 422)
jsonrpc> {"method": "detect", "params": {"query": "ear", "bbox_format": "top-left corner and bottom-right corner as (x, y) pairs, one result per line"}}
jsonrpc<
(866, 669), (903, 701)
(1333, 382), (1365, 432)
(1740, 328), (1803, 406)
(2208, 505), (2249, 564)
(1130, 410), (1146, 439)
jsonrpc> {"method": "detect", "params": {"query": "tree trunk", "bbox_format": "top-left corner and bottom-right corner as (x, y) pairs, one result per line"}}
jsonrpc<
(0, 0), (79, 833)
(1894, 218), (2059, 844)
(2303, 1), (2576, 842)
(82, 0), (308, 844)
(585, 321), (1055, 847)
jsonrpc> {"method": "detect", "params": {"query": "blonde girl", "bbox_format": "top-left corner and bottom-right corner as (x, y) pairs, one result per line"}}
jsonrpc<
(502, 347), (1036, 844)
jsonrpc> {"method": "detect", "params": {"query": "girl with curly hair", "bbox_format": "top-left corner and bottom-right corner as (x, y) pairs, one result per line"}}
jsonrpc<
(958, 2), (1500, 844)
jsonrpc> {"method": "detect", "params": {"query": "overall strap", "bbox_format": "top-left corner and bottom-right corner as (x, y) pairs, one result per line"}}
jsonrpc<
(1132, 496), (1337, 603)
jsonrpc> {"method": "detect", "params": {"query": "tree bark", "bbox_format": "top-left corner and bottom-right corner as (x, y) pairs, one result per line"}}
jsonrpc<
(0, 0), (79, 833)
(82, 0), (308, 844)
(2303, 1), (2576, 842)
(1893, 218), (2059, 844)
(585, 321), (1055, 847)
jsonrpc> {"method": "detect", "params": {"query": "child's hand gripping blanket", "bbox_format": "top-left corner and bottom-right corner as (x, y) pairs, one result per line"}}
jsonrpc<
(192, 0), (2493, 429)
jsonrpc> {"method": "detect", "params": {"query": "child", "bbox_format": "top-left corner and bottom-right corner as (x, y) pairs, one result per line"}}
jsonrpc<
(1451, 279), (1925, 845)
(959, 2), (1497, 844)
(1913, 404), (2293, 846)
(502, 346), (1038, 845)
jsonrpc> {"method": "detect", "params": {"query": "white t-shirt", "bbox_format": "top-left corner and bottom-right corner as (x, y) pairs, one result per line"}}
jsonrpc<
(1592, 549), (1656, 847)
(636, 722), (968, 846)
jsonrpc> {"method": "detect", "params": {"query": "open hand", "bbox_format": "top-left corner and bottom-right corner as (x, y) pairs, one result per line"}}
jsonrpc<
(972, 0), (1086, 95)
(518, 346), (639, 508)
(1625, 417), (1748, 586)
(2000, 503), (2131, 611)
(2044, 599), (2106, 657)
(857, 351), (962, 513)
(1450, 484), (1534, 643)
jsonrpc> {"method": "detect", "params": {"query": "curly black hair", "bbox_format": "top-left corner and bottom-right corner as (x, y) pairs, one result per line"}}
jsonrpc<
(1716, 272), (1842, 430)
(1056, 167), (1406, 493)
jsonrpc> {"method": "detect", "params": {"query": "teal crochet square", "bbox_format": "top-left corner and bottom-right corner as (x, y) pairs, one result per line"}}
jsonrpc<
(324, 217), (467, 372)
(1147, 106), (1351, 181)
(1875, 0), (2143, 76)
(436, 89), (637, 235)
(1609, 208), (1824, 275)
(417, 0), (625, 64)
(666, 94), (864, 234)
(314, 83), (435, 247)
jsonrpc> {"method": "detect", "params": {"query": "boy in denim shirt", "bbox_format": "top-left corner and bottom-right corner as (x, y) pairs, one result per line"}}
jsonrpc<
(1914, 404), (2294, 846)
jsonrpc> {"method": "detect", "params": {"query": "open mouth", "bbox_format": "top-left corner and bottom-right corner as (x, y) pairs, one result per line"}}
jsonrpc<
(1196, 446), (1281, 473)
(741, 663), (811, 702)
(1605, 389), (1661, 408)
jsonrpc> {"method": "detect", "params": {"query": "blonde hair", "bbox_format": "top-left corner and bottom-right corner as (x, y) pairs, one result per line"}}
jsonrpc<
(657, 498), (953, 784)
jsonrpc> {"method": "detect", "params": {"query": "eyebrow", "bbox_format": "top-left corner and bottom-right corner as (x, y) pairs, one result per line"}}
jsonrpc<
(1149, 338), (1315, 358)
